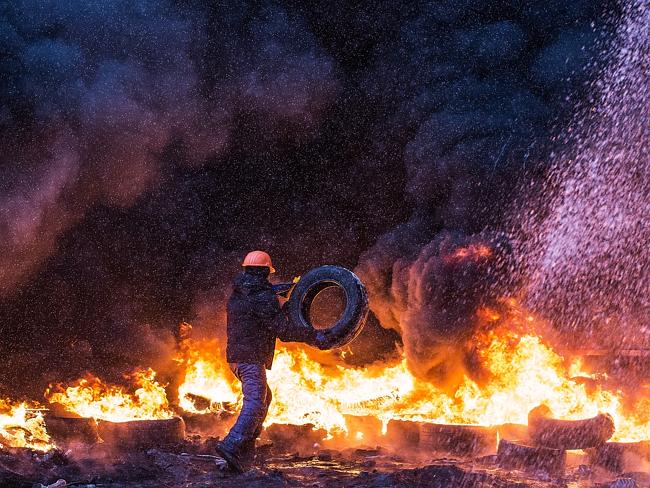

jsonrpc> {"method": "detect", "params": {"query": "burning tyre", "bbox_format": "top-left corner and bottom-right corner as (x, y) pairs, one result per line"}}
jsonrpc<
(44, 415), (100, 445)
(286, 265), (369, 349)
(97, 417), (185, 450)
(420, 423), (497, 457)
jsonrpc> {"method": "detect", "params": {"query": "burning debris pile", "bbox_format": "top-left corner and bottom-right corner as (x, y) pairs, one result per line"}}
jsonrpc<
(46, 369), (173, 422)
(1, 297), (650, 486)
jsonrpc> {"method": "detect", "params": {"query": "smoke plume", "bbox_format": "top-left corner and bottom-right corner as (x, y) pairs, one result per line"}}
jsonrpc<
(0, 0), (338, 392)
(0, 0), (338, 295)
(354, 0), (617, 383)
(0, 0), (626, 393)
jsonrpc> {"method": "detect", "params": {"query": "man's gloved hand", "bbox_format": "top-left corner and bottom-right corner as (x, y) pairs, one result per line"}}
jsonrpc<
(272, 282), (296, 298)
(314, 329), (333, 350)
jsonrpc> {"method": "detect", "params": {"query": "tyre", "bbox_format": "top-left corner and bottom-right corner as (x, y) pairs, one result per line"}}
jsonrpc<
(97, 417), (185, 450)
(419, 423), (497, 457)
(385, 419), (421, 447)
(44, 415), (100, 445)
(286, 265), (369, 349)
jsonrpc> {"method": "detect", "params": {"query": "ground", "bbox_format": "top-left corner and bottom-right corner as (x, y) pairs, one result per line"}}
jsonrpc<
(3, 438), (648, 488)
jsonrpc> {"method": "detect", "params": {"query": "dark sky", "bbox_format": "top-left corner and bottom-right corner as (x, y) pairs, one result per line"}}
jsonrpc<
(0, 0), (620, 394)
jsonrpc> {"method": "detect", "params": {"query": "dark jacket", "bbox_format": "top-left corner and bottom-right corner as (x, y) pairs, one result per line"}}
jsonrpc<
(226, 271), (316, 369)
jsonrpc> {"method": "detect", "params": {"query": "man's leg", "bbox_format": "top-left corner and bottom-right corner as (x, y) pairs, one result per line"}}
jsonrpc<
(217, 363), (268, 471)
(239, 377), (272, 466)
(253, 384), (272, 439)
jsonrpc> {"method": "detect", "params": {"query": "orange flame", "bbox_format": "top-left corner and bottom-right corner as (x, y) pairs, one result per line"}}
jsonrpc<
(176, 339), (239, 414)
(172, 301), (650, 442)
(445, 244), (492, 263)
(0, 399), (52, 450)
(46, 368), (173, 422)
(38, 300), (650, 445)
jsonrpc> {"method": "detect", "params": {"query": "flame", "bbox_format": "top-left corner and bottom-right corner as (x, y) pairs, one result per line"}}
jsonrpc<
(0, 399), (52, 450)
(176, 339), (239, 413)
(29, 299), (650, 445)
(172, 301), (650, 442)
(445, 244), (492, 263)
(46, 368), (173, 422)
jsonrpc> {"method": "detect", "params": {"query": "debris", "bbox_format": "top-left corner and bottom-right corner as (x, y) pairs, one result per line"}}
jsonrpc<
(316, 451), (333, 461)
(358, 463), (526, 487)
(419, 423), (497, 457)
(264, 423), (327, 456)
(496, 439), (566, 475)
(528, 405), (615, 450)
(596, 478), (638, 488)
(354, 447), (381, 457)
(179, 452), (228, 467)
(34, 480), (66, 488)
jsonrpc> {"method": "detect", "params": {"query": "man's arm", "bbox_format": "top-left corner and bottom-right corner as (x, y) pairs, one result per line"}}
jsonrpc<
(251, 290), (316, 344)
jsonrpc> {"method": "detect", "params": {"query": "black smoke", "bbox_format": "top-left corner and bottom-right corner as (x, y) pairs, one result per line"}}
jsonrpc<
(0, 0), (620, 395)
(352, 0), (619, 383)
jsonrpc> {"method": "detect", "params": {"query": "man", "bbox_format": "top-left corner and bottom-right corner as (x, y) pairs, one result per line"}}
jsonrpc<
(215, 250), (328, 472)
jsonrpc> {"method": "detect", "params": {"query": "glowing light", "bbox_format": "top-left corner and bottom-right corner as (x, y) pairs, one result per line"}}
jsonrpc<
(176, 339), (239, 413)
(445, 244), (492, 264)
(0, 399), (52, 450)
(41, 300), (650, 443)
(172, 301), (650, 442)
(46, 368), (172, 422)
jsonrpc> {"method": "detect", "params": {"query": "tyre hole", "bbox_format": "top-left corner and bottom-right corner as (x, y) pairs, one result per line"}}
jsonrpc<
(307, 284), (347, 330)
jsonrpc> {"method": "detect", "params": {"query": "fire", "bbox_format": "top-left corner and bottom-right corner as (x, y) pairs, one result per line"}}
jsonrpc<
(26, 299), (650, 446)
(0, 399), (52, 450)
(170, 300), (650, 442)
(176, 339), (239, 414)
(445, 243), (492, 263)
(46, 368), (173, 422)
(267, 348), (413, 433)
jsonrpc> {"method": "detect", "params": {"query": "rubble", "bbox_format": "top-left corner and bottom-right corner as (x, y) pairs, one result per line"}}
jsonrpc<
(263, 423), (327, 456)
(0, 433), (647, 488)
(595, 479), (638, 488)
(34, 479), (66, 488)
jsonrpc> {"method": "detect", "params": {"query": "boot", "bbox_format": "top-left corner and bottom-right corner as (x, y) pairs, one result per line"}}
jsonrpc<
(215, 439), (244, 473)
(239, 439), (256, 466)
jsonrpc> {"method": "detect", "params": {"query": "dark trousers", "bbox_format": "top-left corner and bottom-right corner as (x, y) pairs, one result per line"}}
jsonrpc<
(223, 363), (272, 447)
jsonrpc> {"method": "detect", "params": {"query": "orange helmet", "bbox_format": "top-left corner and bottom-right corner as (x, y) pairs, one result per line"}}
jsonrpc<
(242, 250), (275, 273)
